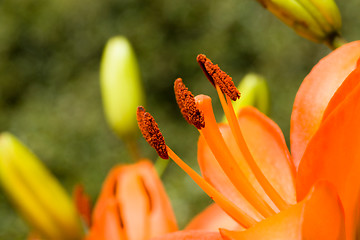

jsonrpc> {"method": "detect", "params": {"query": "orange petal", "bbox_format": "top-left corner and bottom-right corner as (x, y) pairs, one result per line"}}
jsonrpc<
(116, 165), (150, 240)
(322, 64), (360, 122)
(89, 160), (177, 240)
(221, 181), (345, 240)
(92, 166), (123, 223)
(352, 192), (360, 239)
(86, 198), (126, 240)
(291, 40), (360, 168)
(151, 230), (222, 240)
(136, 161), (178, 236)
(185, 203), (243, 231)
(198, 107), (295, 221)
(296, 79), (360, 239)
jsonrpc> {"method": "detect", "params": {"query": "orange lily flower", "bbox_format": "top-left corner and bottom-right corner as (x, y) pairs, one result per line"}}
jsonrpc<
(137, 40), (360, 239)
(86, 160), (178, 240)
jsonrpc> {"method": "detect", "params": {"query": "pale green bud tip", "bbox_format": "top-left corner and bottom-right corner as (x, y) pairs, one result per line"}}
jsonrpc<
(257, 0), (343, 47)
(0, 133), (83, 240)
(224, 73), (269, 122)
(100, 36), (145, 139)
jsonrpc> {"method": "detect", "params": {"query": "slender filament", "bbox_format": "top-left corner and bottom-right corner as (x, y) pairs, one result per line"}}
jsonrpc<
(196, 95), (276, 218)
(216, 85), (289, 211)
(167, 147), (257, 228)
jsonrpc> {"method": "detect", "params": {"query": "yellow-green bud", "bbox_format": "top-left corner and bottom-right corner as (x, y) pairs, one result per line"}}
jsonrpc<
(100, 36), (144, 139)
(223, 73), (269, 122)
(0, 133), (83, 240)
(257, 0), (342, 48)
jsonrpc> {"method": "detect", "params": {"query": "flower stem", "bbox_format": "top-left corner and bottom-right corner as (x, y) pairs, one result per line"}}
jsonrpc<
(125, 137), (141, 162)
(325, 34), (347, 50)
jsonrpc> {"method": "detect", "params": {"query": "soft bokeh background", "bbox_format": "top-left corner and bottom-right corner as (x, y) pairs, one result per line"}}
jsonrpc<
(0, 0), (359, 238)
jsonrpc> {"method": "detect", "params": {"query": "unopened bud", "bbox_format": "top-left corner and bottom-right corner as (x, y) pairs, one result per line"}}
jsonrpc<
(87, 160), (178, 239)
(257, 0), (343, 48)
(100, 36), (145, 139)
(0, 133), (83, 240)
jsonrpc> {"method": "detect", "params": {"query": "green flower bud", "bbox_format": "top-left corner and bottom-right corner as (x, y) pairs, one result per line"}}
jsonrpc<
(0, 133), (83, 240)
(100, 36), (145, 139)
(257, 0), (343, 48)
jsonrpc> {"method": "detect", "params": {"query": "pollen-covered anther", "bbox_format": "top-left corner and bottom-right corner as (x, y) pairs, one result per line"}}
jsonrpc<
(136, 106), (169, 159)
(197, 54), (215, 86)
(174, 78), (205, 129)
(197, 54), (241, 101)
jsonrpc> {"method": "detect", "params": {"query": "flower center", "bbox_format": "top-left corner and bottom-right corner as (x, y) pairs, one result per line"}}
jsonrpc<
(196, 54), (290, 212)
(137, 54), (293, 229)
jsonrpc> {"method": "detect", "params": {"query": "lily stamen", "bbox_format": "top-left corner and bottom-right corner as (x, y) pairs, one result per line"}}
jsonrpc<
(222, 88), (290, 211)
(136, 107), (257, 228)
(173, 80), (275, 218)
(198, 54), (290, 211)
(137, 106), (169, 159)
(195, 95), (275, 218)
(174, 78), (205, 129)
(197, 54), (241, 101)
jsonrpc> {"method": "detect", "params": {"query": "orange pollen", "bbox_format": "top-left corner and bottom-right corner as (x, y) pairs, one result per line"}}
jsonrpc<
(197, 54), (240, 101)
(174, 78), (205, 129)
(136, 106), (169, 159)
(197, 54), (215, 86)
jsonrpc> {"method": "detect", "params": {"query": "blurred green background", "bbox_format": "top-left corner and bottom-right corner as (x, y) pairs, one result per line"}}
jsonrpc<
(0, 0), (359, 238)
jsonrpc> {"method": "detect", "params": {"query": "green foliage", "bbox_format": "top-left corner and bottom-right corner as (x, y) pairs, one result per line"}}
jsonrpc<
(0, 0), (359, 238)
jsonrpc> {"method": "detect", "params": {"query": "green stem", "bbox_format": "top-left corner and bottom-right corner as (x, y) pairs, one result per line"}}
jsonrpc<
(124, 137), (141, 162)
(325, 34), (348, 50)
